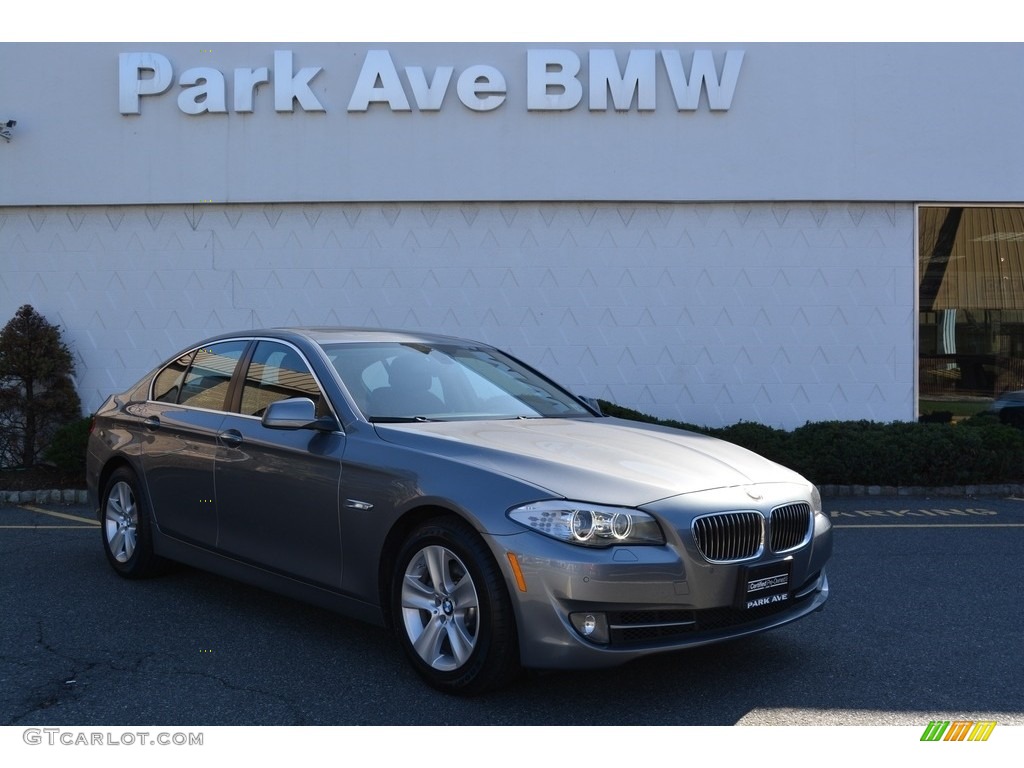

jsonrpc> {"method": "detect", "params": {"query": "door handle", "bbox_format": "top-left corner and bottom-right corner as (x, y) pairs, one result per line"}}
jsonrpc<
(143, 416), (160, 431)
(219, 429), (243, 448)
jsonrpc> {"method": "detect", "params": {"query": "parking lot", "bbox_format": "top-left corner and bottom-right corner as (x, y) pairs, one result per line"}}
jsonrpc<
(1, 495), (1022, 726)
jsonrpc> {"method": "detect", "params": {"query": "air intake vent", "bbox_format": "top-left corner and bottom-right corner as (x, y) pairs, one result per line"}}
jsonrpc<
(692, 511), (763, 562)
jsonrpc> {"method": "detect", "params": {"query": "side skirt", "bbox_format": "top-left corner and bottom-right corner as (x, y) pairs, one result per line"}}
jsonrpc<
(154, 532), (386, 627)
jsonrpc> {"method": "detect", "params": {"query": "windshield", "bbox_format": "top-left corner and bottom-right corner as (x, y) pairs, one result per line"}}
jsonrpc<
(321, 341), (593, 422)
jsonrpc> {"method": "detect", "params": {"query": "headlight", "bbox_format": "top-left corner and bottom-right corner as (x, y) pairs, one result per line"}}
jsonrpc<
(810, 484), (831, 532)
(810, 485), (823, 515)
(508, 500), (665, 547)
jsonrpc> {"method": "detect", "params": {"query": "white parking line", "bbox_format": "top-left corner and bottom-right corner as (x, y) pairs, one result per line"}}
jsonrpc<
(11, 504), (99, 526)
(833, 523), (1024, 529)
(0, 525), (96, 529)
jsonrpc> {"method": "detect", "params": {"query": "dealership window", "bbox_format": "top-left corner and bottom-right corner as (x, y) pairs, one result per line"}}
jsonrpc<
(919, 206), (1024, 421)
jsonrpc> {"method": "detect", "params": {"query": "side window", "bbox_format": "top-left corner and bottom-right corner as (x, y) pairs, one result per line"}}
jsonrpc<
(151, 352), (194, 403)
(239, 341), (328, 418)
(177, 341), (248, 410)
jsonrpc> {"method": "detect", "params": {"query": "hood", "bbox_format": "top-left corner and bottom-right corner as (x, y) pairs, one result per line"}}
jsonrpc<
(373, 416), (808, 507)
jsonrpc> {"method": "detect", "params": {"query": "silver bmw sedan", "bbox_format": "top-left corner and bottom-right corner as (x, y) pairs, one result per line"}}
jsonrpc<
(87, 327), (832, 693)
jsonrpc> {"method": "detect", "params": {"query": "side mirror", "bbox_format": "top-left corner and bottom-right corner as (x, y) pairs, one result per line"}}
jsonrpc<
(578, 396), (604, 415)
(261, 397), (337, 431)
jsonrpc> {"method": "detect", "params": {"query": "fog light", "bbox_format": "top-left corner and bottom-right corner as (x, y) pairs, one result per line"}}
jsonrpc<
(570, 611), (609, 644)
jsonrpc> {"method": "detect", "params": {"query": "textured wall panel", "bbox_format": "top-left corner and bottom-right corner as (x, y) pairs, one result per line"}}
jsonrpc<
(6, 44), (1024, 206)
(0, 201), (915, 429)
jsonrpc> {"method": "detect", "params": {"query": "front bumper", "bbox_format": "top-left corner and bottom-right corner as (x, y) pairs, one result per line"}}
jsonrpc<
(490, 485), (833, 670)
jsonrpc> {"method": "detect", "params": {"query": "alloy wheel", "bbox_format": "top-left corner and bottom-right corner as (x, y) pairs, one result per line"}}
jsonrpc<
(104, 480), (138, 563)
(400, 544), (480, 671)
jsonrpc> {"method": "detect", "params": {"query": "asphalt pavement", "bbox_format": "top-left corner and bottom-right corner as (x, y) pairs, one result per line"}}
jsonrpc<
(1, 494), (1022, 726)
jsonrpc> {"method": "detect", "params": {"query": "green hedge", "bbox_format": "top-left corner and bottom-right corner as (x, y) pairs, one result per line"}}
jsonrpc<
(597, 401), (1024, 486)
(42, 416), (92, 474)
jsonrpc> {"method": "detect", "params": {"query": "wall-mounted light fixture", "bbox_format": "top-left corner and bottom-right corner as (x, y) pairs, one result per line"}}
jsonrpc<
(1, 120), (16, 142)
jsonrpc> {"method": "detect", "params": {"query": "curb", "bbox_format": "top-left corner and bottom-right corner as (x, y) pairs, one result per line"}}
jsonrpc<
(1, 489), (88, 505)
(3, 485), (1024, 506)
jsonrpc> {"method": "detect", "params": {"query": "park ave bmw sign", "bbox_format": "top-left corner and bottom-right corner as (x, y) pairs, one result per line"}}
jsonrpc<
(118, 48), (745, 115)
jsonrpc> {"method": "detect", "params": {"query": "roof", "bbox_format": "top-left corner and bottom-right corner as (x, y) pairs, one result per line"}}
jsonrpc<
(193, 327), (487, 349)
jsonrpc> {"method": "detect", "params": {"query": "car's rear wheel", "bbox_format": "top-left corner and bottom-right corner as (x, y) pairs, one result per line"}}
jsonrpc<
(101, 467), (166, 579)
(392, 517), (519, 694)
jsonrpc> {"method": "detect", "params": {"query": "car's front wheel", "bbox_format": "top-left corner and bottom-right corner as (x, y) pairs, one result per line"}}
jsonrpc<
(101, 467), (166, 579)
(391, 517), (519, 694)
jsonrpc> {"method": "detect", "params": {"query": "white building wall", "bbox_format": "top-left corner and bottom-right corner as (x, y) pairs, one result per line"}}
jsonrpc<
(4, 43), (1024, 205)
(0, 200), (914, 429)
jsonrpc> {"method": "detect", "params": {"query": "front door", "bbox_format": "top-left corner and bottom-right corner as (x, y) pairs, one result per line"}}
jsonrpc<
(213, 340), (345, 588)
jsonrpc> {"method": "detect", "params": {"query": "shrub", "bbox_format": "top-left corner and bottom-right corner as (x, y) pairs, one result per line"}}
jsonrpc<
(712, 421), (793, 467)
(43, 416), (92, 474)
(598, 403), (1024, 487)
(597, 399), (709, 434)
(0, 305), (83, 467)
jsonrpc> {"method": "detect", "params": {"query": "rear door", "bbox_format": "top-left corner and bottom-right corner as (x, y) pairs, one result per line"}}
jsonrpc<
(139, 340), (250, 547)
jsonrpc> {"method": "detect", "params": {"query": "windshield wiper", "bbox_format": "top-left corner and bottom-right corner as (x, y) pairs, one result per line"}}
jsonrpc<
(368, 416), (438, 423)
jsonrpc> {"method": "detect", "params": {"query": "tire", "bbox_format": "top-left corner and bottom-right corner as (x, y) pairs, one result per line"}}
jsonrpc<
(391, 517), (519, 694)
(100, 467), (167, 579)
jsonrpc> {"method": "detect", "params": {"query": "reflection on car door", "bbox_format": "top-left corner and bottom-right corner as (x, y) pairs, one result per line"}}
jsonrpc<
(139, 340), (249, 546)
(214, 340), (345, 588)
